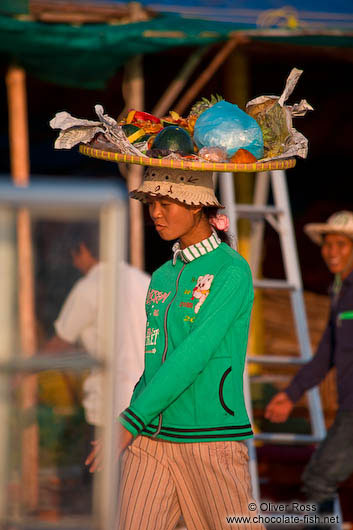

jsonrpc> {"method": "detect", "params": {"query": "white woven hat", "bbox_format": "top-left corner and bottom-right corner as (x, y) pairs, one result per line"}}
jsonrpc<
(304, 210), (353, 245)
(130, 167), (223, 207)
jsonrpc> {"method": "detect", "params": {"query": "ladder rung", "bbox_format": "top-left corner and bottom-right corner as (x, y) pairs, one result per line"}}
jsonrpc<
(0, 352), (102, 373)
(255, 433), (322, 444)
(250, 375), (290, 384)
(247, 355), (306, 365)
(234, 205), (283, 219)
(253, 279), (296, 290)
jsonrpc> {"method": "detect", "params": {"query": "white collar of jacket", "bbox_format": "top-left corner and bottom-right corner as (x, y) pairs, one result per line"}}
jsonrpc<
(172, 231), (221, 265)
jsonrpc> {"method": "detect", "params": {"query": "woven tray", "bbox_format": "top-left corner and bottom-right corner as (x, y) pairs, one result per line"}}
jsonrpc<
(79, 144), (296, 173)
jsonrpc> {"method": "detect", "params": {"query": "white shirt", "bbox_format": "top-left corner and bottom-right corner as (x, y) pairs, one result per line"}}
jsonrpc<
(55, 263), (102, 358)
(54, 262), (150, 425)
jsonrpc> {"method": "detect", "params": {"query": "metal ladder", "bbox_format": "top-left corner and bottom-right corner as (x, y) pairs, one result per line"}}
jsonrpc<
(218, 170), (342, 527)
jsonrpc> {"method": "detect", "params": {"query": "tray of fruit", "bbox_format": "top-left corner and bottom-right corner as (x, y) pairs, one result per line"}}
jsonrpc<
(51, 68), (311, 173)
(78, 144), (297, 173)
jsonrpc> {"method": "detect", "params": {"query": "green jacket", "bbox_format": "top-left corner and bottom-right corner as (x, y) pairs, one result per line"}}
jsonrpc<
(119, 232), (254, 442)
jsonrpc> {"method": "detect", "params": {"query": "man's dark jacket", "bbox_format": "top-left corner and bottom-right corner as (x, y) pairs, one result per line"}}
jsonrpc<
(286, 269), (353, 411)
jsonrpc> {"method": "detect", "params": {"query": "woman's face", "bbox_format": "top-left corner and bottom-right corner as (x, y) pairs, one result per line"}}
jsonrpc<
(148, 197), (201, 242)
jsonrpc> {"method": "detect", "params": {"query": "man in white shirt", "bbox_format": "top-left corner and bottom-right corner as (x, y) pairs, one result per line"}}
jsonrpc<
(44, 225), (149, 426)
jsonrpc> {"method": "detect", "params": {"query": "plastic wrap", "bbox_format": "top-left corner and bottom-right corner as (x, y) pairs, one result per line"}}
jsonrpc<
(198, 146), (227, 162)
(193, 101), (264, 159)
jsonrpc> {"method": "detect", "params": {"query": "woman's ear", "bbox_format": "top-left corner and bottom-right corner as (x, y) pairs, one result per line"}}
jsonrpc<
(191, 206), (203, 216)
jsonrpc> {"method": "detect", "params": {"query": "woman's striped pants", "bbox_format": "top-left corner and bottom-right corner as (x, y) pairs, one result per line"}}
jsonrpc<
(116, 435), (265, 530)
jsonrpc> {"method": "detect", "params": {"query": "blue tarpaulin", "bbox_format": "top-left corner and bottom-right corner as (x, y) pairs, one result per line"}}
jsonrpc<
(94, 0), (353, 30)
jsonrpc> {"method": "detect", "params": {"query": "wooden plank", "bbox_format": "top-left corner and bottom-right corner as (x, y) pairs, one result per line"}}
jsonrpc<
(29, 0), (154, 23)
(122, 55), (145, 270)
(6, 65), (39, 513)
(152, 46), (210, 118)
(174, 35), (248, 115)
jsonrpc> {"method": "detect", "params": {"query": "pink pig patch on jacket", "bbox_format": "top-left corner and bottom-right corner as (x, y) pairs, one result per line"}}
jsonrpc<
(191, 274), (214, 314)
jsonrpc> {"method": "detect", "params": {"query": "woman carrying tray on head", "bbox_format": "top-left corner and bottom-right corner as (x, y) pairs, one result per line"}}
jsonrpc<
(87, 167), (264, 530)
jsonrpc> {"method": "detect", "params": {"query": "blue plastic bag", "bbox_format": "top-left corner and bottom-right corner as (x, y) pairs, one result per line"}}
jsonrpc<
(194, 101), (264, 159)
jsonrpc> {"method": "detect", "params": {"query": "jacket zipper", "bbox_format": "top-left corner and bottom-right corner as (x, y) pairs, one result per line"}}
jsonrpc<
(153, 263), (186, 437)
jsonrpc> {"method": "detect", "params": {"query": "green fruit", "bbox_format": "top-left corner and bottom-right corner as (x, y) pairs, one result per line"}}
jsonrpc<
(152, 126), (194, 154)
(122, 124), (149, 143)
(160, 119), (177, 127)
(122, 123), (139, 135)
(188, 94), (224, 118)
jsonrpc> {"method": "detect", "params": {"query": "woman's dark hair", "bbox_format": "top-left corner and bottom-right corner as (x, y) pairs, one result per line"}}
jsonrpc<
(203, 207), (232, 247)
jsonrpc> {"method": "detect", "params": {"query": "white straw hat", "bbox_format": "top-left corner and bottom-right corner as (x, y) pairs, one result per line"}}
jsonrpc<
(304, 210), (353, 245)
(130, 167), (223, 207)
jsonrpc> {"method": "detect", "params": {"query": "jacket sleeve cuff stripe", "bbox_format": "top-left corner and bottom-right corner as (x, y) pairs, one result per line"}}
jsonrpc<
(119, 413), (142, 436)
(126, 408), (146, 429)
(119, 408), (146, 437)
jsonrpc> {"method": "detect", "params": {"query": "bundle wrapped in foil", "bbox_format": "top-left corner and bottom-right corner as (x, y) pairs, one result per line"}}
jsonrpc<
(246, 68), (313, 161)
(50, 104), (146, 157)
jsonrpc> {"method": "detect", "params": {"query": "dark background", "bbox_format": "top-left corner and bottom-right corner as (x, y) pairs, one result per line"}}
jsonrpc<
(1, 40), (352, 296)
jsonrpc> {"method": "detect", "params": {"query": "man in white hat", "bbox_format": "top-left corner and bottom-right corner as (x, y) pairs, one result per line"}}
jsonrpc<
(265, 211), (353, 527)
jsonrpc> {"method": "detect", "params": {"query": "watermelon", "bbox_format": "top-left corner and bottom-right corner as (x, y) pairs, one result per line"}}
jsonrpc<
(152, 126), (194, 154)
(122, 124), (150, 144)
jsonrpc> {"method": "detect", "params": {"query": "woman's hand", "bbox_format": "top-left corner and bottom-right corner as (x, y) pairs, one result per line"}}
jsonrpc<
(85, 425), (133, 473)
(85, 439), (103, 473)
(118, 425), (134, 455)
(265, 391), (294, 423)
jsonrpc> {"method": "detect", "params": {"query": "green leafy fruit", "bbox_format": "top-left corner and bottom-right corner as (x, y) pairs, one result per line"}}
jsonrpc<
(188, 94), (224, 118)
